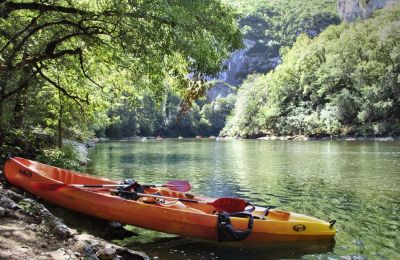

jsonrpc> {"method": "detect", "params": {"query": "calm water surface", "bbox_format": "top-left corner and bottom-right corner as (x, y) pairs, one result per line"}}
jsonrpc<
(87, 139), (400, 259)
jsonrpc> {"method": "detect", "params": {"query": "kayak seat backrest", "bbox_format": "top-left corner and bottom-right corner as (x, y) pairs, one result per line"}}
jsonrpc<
(160, 201), (205, 214)
(158, 190), (186, 199)
(268, 210), (290, 221)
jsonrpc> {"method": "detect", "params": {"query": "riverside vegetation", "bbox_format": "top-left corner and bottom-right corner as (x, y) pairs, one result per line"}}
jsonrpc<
(2, 0), (398, 166)
(222, 4), (400, 138)
(0, 0), (241, 166)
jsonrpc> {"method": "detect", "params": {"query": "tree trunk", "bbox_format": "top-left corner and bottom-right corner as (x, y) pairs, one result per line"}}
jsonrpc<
(12, 65), (32, 130)
(58, 101), (63, 149)
(0, 73), (6, 139)
(12, 80), (29, 129)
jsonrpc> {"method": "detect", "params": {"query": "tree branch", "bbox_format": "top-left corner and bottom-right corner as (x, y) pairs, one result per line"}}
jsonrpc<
(0, 12), (42, 53)
(1, 1), (89, 18)
(35, 65), (88, 111)
(6, 19), (94, 66)
(12, 47), (82, 70)
(44, 32), (83, 55)
(78, 51), (102, 89)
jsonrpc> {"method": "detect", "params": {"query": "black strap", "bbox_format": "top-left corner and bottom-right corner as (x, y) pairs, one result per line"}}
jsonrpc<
(217, 212), (254, 242)
(115, 179), (144, 200)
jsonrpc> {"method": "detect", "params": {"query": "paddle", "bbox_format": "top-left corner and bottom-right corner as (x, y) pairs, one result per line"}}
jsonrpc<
(113, 190), (249, 213)
(32, 180), (191, 192)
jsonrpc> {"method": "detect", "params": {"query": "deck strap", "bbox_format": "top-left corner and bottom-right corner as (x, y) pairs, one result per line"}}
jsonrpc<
(217, 212), (253, 242)
(115, 179), (144, 200)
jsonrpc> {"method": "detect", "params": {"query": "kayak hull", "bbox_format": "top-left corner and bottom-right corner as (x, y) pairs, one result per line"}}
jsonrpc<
(4, 157), (336, 244)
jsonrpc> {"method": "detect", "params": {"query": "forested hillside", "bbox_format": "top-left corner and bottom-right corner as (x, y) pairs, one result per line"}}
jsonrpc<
(223, 5), (400, 137)
(219, 0), (339, 85)
(103, 0), (340, 138)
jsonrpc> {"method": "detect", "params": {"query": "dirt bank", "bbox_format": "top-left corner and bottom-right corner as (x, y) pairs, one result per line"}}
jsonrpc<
(0, 170), (148, 260)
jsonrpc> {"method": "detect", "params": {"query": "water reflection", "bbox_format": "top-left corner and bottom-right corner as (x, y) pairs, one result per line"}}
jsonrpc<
(87, 139), (400, 259)
(131, 236), (336, 260)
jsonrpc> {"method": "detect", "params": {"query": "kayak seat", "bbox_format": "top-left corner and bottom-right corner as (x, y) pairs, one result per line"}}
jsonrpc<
(141, 197), (157, 203)
(158, 190), (187, 199)
(160, 201), (205, 213)
(267, 210), (290, 221)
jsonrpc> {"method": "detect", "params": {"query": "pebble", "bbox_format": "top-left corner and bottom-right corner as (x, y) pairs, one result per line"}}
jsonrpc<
(0, 196), (20, 210)
(96, 247), (117, 260)
(0, 206), (8, 217)
(3, 231), (12, 237)
(5, 190), (24, 202)
(83, 244), (95, 257)
(28, 224), (38, 231)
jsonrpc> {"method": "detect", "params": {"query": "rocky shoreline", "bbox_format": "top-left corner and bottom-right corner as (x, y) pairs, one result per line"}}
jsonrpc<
(0, 170), (148, 260)
(255, 135), (400, 141)
(94, 135), (400, 142)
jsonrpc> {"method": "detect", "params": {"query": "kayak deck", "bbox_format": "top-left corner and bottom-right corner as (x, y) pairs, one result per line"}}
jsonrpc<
(4, 157), (336, 243)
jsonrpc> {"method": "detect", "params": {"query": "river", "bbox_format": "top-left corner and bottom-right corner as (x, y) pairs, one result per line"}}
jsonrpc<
(87, 139), (400, 259)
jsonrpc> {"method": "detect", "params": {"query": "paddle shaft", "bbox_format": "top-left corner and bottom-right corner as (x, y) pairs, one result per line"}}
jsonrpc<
(113, 190), (201, 203)
(32, 180), (191, 192)
(63, 184), (179, 188)
(112, 190), (248, 213)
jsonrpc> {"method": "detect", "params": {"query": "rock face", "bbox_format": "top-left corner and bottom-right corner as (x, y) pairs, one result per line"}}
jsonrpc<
(216, 39), (279, 87)
(337, 0), (400, 21)
(207, 39), (280, 101)
(206, 82), (234, 102)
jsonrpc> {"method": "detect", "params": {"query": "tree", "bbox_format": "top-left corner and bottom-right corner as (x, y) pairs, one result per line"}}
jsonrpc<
(0, 0), (241, 145)
(0, 0), (242, 164)
(224, 5), (400, 137)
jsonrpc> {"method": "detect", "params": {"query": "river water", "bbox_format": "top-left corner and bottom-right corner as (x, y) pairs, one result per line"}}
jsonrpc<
(87, 139), (400, 259)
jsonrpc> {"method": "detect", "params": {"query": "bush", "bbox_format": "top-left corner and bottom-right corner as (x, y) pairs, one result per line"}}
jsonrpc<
(36, 144), (83, 171)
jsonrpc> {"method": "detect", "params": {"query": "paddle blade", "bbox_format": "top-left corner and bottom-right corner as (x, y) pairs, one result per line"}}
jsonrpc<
(210, 197), (248, 213)
(32, 183), (68, 191)
(165, 180), (191, 192)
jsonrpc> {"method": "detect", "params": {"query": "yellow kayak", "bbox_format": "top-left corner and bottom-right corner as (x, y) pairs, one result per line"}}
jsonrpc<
(4, 157), (336, 244)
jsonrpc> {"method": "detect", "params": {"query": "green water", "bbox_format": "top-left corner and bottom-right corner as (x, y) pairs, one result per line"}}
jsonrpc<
(87, 139), (400, 259)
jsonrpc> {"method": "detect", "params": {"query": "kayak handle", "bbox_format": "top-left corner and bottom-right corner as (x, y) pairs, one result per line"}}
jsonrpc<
(329, 220), (336, 229)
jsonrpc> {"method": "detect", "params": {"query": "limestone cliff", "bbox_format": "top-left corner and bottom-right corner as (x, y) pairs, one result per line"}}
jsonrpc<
(206, 2), (340, 101)
(337, 0), (400, 21)
(206, 39), (279, 101)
